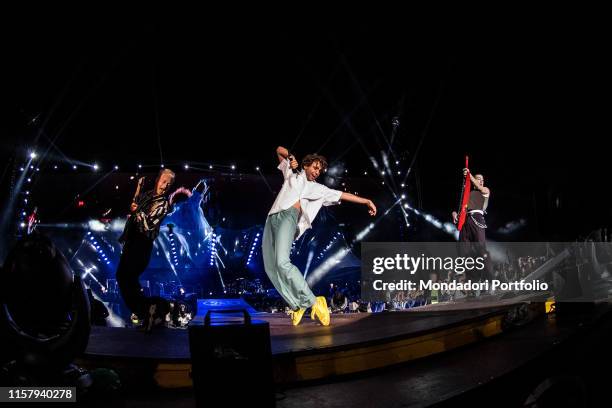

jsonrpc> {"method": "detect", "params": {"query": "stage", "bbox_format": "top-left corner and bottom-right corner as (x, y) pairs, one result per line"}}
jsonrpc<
(79, 294), (548, 388)
(277, 302), (612, 408)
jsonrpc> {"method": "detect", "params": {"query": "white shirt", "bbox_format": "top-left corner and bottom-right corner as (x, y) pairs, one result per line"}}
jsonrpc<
(269, 159), (343, 240)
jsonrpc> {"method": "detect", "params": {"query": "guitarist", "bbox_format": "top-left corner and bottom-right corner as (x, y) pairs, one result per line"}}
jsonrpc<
(116, 169), (190, 331)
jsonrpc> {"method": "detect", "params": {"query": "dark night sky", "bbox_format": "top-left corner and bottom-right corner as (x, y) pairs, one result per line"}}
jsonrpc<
(0, 10), (609, 240)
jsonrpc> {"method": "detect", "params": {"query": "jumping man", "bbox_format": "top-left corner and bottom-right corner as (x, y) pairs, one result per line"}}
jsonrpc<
(263, 146), (377, 326)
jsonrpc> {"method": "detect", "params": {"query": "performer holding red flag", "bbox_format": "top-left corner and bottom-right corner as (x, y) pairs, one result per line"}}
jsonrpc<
(451, 160), (491, 286)
(452, 163), (490, 243)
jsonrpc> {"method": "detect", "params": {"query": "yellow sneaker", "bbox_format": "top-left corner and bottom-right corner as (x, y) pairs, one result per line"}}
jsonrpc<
(310, 297), (323, 321)
(290, 308), (306, 326)
(311, 296), (330, 326)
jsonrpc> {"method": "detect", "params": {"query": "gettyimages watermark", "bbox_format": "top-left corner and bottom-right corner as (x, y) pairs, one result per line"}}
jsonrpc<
(361, 242), (612, 303)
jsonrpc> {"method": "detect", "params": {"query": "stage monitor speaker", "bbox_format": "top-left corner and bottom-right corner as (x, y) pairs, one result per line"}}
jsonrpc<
(188, 308), (274, 407)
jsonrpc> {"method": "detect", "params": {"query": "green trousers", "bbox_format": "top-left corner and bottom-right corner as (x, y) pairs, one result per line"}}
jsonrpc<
(262, 207), (316, 310)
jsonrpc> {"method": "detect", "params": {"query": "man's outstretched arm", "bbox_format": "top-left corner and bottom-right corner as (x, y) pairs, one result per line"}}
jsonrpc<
(340, 192), (377, 216)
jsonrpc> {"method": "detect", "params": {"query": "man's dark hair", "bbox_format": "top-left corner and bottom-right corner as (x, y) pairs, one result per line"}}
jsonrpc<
(301, 154), (328, 171)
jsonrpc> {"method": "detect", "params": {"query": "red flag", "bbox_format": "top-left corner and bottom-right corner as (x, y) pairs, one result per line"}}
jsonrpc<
(457, 156), (471, 231)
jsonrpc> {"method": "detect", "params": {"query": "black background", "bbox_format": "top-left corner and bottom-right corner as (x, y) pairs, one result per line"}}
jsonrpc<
(1, 8), (609, 245)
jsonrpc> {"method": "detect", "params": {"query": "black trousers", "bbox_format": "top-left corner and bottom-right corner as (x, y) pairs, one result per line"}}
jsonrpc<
(459, 213), (490, 281)
(459, 213), (486, 243)
(116, 232), (154, 320)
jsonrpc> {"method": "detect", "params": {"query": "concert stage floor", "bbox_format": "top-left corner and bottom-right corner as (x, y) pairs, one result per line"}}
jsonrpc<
(79, 300), (612, 407)
(278, 302), (612, 408)
(80, 294), (546, 387)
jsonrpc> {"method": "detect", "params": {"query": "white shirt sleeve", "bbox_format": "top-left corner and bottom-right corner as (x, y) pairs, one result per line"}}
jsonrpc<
(277, 159), (293, 180)
(322, 186), (343, 206)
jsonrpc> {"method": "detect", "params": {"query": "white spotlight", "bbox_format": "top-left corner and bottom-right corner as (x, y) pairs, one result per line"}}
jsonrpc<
(93, 163), (99, 171)
(29, 152), (37, 159)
